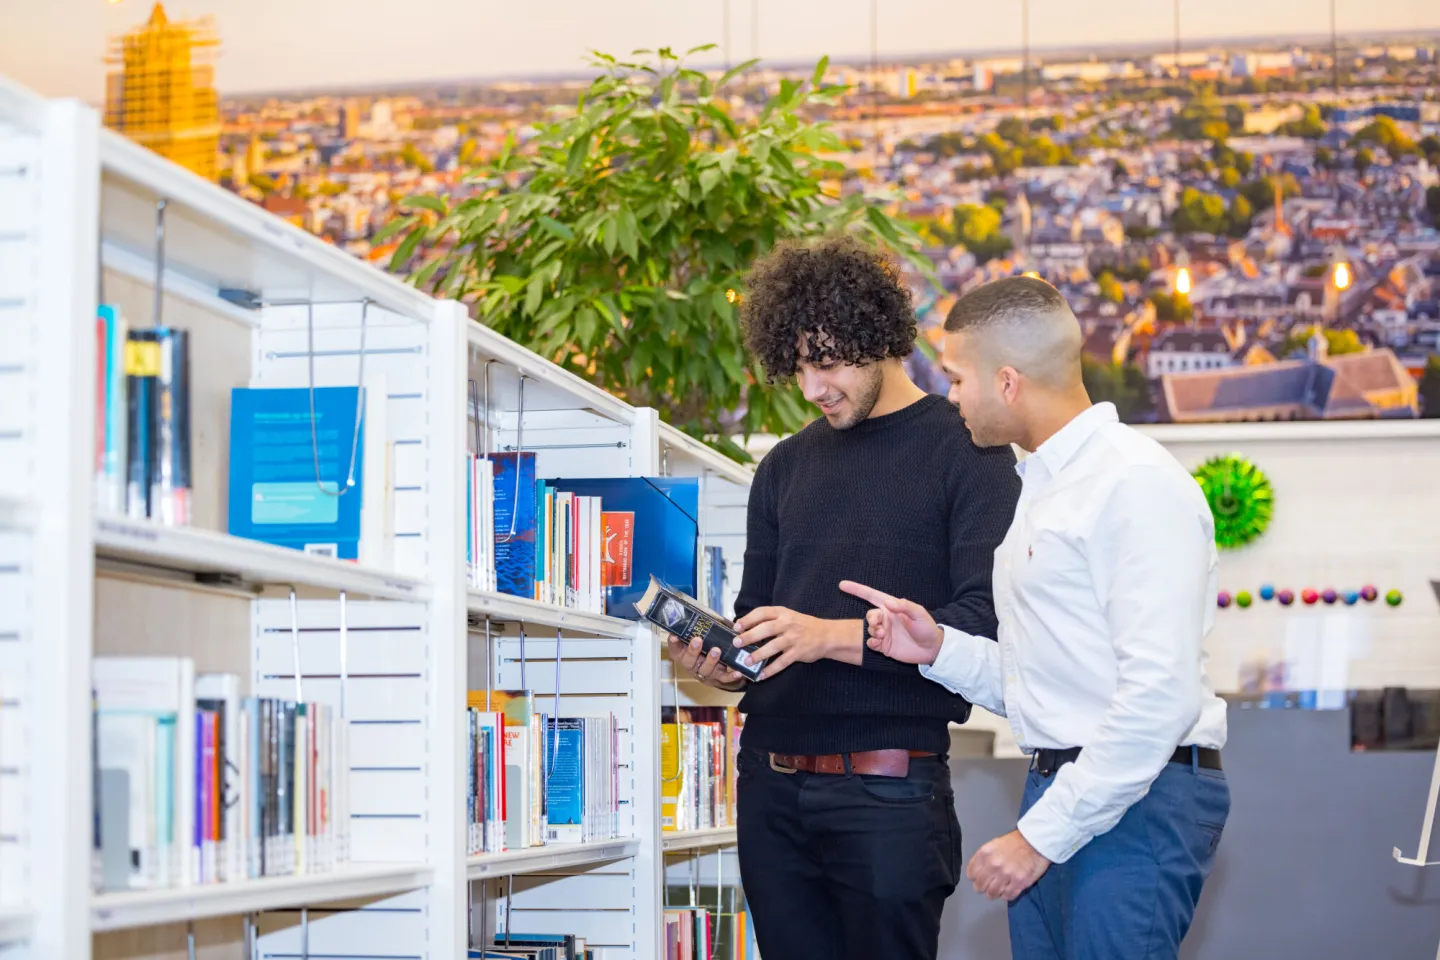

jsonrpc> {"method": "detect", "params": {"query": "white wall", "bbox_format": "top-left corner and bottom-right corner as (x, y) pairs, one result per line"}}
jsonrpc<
(1145, 420), (1440, 697)
(748, 420), (1440, 755)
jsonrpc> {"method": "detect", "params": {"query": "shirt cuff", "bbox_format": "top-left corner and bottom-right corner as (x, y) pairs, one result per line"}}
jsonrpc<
(919, 625), (981, 695)
(1016, 797), (1090, 865)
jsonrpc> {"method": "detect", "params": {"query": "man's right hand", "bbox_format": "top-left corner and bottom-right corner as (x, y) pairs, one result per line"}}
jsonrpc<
(666, 634), (747, 691)
(838, 580), (944, 666)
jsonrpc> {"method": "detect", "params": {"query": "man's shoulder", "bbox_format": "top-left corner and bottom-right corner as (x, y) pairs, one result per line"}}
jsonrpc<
(1091, 423), (1209, 509)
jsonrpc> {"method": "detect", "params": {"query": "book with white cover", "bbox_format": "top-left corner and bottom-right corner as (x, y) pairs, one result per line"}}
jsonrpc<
(94, 656), (196, 888)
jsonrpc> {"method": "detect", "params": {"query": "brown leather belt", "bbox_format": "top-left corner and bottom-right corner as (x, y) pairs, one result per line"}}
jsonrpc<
(769, 749), (935, 778)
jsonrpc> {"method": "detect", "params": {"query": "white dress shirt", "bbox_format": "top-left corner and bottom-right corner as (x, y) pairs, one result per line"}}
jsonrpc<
(921, 402), (1227, 864)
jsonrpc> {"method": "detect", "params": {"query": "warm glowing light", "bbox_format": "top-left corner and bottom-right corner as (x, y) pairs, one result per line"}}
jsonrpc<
(1022, 271), (1040, 280)
(1175, 267), (1192, 296)
(1332, 261), (1351, 292)
(106, 0), (124, 5)
(725, 289), (738, 303)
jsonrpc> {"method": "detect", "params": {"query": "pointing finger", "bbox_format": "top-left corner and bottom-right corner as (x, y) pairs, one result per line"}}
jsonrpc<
(838, 580), (899, 608)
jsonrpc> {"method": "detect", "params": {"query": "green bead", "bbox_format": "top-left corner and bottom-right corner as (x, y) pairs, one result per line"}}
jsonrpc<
(1235, 591), (1253, 608)
(1386, 589), (1403, 607)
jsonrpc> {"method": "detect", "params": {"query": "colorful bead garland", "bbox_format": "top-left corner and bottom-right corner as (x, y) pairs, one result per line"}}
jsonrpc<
(1217, 583), (1402, 609)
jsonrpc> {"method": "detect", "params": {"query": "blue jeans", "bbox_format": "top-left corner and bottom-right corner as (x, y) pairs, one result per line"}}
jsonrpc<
(1008, 751), (1230, 960)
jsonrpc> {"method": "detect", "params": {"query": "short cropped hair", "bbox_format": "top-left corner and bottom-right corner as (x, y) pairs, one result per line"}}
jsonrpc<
(944, 275), (1071, 334)
(943, 275), (1081, 387)
(741, 233), (916, 383)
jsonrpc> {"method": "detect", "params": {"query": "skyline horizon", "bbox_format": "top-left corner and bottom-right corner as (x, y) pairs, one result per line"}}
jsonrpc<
(3, 0), (1437, 104)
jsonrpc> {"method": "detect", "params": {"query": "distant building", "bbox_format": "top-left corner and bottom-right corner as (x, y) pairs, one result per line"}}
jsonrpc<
(104, 2), (221, 181)
(338, 101), (360, 140)
(1160, 346), (1418, 421)
(1148, 329), (1237, 379)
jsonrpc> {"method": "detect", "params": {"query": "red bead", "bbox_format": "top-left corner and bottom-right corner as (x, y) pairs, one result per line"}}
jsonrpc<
(1302, 588), (1319, 605)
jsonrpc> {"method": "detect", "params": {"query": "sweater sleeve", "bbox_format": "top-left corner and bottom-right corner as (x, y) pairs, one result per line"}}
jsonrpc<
(926, 441), (1020, 636)
(732, 449), (779, 623)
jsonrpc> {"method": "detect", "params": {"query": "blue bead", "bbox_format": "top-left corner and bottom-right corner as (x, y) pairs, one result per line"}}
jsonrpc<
(1259, 584), (1276, 601)
(1343, 591), (1359, 605)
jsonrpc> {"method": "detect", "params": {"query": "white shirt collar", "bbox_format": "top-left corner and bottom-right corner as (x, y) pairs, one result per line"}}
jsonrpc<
(1031, 402), (1118, 477)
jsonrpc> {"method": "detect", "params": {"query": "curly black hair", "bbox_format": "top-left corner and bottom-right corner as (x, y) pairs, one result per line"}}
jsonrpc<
(740, 233), (917, 383)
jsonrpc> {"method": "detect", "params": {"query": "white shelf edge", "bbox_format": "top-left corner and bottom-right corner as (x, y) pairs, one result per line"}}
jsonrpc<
(98, 128), (440, 324)
(0, 906), (33, 945)
(468, 589), (638, 639)
(661, 827), (737, 852)
(1137, 419), (1440, 444)
(90, 862), (433, 932)
(95, 516), (431, 601)
(466, 840), (639, 878)
(657, 422), (755, 487)
(466, 319), (638, 426)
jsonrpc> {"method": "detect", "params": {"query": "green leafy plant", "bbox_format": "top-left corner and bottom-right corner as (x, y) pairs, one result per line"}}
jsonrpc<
(381, 45), (933, 461)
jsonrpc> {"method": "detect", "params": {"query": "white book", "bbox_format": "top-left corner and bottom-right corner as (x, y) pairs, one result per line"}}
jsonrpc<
(94, 656), (196, 888)
(96, 713), (157, 888)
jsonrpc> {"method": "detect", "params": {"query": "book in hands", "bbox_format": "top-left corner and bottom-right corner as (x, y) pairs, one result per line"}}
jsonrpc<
(635, 575), (766, 683)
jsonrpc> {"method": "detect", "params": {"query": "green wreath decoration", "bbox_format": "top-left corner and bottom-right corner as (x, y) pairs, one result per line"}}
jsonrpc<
(1192, 454), (1274, 550)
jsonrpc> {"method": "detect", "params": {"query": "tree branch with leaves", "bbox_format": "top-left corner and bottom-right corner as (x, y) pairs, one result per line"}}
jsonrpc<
(380, 45), (934, 461)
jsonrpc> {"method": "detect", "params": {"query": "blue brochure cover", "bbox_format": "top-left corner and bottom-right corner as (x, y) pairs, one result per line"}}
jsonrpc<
(545, 476), (699, 621)
(228, 386), (365, 560)
(491, 452), (538, 599)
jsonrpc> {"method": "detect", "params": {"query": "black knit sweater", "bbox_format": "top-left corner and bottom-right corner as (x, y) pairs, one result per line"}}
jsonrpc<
(734, 393), (1022, 755)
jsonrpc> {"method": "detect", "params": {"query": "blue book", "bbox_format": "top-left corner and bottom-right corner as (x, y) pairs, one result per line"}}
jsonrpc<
(543, 718), (585, 843)
(228, 386), (366, 560)
(491, 453), (538, 598)
(545, 477), (700, 620)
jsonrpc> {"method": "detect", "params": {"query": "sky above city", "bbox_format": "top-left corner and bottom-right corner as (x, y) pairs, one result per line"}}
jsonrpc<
(1, 0), (1436, 101)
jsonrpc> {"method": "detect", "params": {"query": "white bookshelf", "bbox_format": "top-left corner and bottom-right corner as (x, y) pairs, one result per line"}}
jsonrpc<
(661, 826), (738, 853)
(89, 861), (434, 932)
(2, 73), (755, 960)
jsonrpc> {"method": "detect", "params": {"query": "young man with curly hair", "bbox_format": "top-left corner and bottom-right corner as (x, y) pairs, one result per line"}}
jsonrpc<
(665, 233), (1022, 960)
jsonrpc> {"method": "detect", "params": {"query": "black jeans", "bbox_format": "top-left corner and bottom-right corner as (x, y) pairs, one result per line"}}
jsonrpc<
(736, 746), (962, 960)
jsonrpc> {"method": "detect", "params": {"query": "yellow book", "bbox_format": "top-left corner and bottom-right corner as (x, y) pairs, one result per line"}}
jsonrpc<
(660, 722), (682, 832)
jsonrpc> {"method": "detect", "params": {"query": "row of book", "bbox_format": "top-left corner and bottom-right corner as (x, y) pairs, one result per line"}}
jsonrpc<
(94, 306), (193, 525)
(661, 707), (742, 834)
(663, 891), (755, 960)
(466, 690), (620, 855)
(92, 657), (350, 892)
(466, 451), (610, 615)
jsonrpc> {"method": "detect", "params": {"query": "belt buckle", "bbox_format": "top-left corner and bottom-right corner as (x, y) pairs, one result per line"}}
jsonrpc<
(769, 753), (798, 775)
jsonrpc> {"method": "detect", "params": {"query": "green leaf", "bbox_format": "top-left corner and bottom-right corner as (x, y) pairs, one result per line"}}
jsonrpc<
(389, 227), (423, 274)
(698, 167), (722, 196)
(524, 273), (545, 316)
(537, 216), (575, 241)
(400, 194), (447, 214)
(811, 55), (830, 88)
(372, 215), (418, 245)
(615, 209), (638, 260)
(567, 131), (593, 176)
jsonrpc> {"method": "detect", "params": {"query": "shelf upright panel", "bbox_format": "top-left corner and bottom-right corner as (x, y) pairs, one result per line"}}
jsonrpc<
(629, 408), (665, 960)
(0, 80), (98, 960)
(425, 298), (470, 960)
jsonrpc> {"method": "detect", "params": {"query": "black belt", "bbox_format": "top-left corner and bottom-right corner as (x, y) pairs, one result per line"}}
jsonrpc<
(1034, 744), (1221, 779)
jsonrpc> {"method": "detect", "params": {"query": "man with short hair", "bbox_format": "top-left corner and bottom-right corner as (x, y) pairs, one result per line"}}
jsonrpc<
(842, 274), (1230, 960)
(666, 234), (1021, 960)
